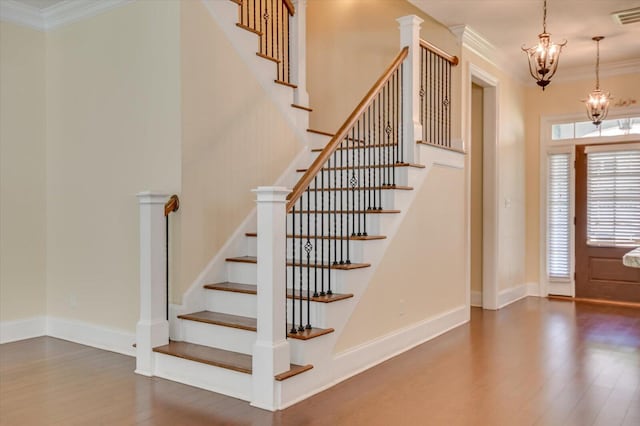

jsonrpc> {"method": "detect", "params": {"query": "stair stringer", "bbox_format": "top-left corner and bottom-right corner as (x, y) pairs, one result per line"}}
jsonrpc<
(201, 0), (310, 144)
(276, 143), (467, 409)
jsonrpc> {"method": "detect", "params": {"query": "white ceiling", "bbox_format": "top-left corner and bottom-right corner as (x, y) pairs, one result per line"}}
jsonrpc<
(410, 0), (640, 79)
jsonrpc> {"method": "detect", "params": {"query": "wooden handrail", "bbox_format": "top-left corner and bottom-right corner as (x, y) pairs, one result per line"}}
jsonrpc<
(164, 194), (179, 217)
(286, 47), (409, 211)
(420, 39), (459, 66)
(283, 0), (295, 16)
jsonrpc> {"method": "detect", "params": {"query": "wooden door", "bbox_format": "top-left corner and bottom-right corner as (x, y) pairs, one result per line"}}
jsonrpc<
(575, 144), (640, 302)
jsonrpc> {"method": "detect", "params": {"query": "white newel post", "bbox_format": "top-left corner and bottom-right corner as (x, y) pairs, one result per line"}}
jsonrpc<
(291, 0), (309, 107)
(251, 187), (291, 410)
(397, 15), (423, 164)
(135, 191), (170, 377)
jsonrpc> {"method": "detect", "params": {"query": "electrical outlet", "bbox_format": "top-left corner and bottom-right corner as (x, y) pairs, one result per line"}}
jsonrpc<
(399, 299), (405, 316)
(68, 293), (77, 309)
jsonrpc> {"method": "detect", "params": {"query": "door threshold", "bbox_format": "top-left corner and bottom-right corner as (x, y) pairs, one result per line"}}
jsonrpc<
(547, 295), (640, 309)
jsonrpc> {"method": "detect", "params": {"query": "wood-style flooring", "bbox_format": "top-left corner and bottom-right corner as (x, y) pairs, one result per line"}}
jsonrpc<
(1, 297), (638, 425)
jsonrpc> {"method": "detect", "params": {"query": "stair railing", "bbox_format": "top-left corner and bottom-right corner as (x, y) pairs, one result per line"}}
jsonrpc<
(286, 46), (409, 334)
(419, 39), (459, 148)
(237, 0), (295, 84)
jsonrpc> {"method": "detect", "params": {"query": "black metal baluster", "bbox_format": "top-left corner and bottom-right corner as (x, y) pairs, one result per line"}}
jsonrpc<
(364, 107), (369, 237)
(357, 117), (363, 236)
(377, 93), (382, 209)
(392, 70), (397, 187)
(304, 187), (310, 331)
(276, 0), (280, 81)
(299, 191), (305, 332)
(447, 61), (451, 147)
(345, 132), (351, 264)
(290, 204), (297, 334)
(320, 157), (331, 296)
(321, 161), (325, 296)
(313, 176), (318, 298)
(400, 64), (404, 163)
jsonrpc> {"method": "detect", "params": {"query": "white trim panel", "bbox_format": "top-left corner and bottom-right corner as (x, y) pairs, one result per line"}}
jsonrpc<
(47, 316), (135, 356)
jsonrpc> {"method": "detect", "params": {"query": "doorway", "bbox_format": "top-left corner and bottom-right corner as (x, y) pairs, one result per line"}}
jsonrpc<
(468, 64), (499, 310)
(574, 143), (640, 302)
(470, 83), (484, 306)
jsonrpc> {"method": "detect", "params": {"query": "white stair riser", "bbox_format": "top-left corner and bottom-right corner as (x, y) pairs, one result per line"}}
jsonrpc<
(285, 297), (351, 330)
(227, 261), (257, 285)
(307, 132), (331, 149)
(286, 213), (384, 236)
(206, 290), (257, 318)
(181, 319), (256, 355)
(309, 146), (405, 165)
(154, 352), (251, 402)
(226, 259), (368, 293)
(247, 238), (368, 264)
(286, 188), (398, 210)
(296, 166), (411, 187)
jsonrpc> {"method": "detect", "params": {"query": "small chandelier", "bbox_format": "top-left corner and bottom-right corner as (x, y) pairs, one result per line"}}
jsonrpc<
(584, 36), (612, 126)
(522, 0), (567, 90)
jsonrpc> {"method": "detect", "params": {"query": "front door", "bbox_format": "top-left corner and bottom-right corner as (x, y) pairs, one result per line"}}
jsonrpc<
(575, 143), (640, 302)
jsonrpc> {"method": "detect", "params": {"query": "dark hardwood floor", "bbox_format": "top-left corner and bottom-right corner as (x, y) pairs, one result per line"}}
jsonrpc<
(1, 297), (638, 425)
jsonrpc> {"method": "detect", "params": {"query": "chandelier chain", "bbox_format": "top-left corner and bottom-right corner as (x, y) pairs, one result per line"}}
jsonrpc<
(595, 38), (600, 90)
(543, 0), (547, 33)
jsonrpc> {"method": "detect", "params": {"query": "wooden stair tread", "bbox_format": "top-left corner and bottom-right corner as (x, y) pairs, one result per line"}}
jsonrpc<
(288, 327), (334, 340)
(256, 52), (280, 63)
(292, 104), (313, 112)
(275, 363), (313, 381)
(178, 311), (256, 331)
(226, 256), (371, 270)
(305, 185), (413, 191)
(153, 341), (313, 379)
(204, 282), (257, 294)
(311, 143), (399, 152)
(296, 162), (425, 172)
(204, 282), (354, 303)
(417, 141), (466, 154)
(307, 128), (335, 137)
(153, 341), (252, 374)
(235, 23), (262, 36)
(291, 209), (401, 214)
(245, 232), (386, 241)
(275, 79), (297, 88)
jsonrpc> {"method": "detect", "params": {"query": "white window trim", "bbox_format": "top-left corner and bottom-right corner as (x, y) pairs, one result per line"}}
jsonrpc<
(539, 106), (640, 297)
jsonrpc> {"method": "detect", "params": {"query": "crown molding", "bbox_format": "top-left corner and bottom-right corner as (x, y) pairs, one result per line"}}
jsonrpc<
(552, 58), (640, 84)
(0, 0), (132, 31)
(0, 0), (45, 30)
(449, 24), (528, 85)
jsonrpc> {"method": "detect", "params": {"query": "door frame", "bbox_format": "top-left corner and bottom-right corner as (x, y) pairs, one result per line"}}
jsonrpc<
(466, 63), (500, 310)
(538, 107), (640, 297)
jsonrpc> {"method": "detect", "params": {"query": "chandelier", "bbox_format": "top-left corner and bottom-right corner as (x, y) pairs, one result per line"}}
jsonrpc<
(522, 0), (567, 90)
(584, 36), (612, 126)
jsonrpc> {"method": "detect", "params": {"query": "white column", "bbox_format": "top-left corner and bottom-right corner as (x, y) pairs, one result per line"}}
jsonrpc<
(397, 15), (424, 164)
(291, 0), (309, 107)
(251, 186), (291, 411)
(135, 191), (170, 377)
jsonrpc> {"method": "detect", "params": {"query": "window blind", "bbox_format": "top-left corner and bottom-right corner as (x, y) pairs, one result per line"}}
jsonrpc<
(587, 148), (640, 247)
(547, 153), (571, 279)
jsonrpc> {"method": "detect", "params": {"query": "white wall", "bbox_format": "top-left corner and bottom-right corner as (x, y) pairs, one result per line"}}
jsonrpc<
(44, 1), (181, 332)
(336, 165), (466, 351)
(177, 0), (301, 301)
(0, 22), (47, 323)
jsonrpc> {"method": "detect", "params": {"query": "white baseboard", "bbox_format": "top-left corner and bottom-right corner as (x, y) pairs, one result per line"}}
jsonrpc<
(497, 283), (528, 309)
(470, 290), (482, 307)
(46, 317), (136, 356)
(0, 316), (46, 344)
(280, 305), (467, 410)
(526, 282), (540, 297)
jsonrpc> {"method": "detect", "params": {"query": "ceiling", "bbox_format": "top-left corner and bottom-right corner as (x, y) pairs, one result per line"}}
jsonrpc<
(410, 0), (640, 80)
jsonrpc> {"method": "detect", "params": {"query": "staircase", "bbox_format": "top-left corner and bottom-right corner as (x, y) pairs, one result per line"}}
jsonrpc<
(136, 0), (463, 411)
